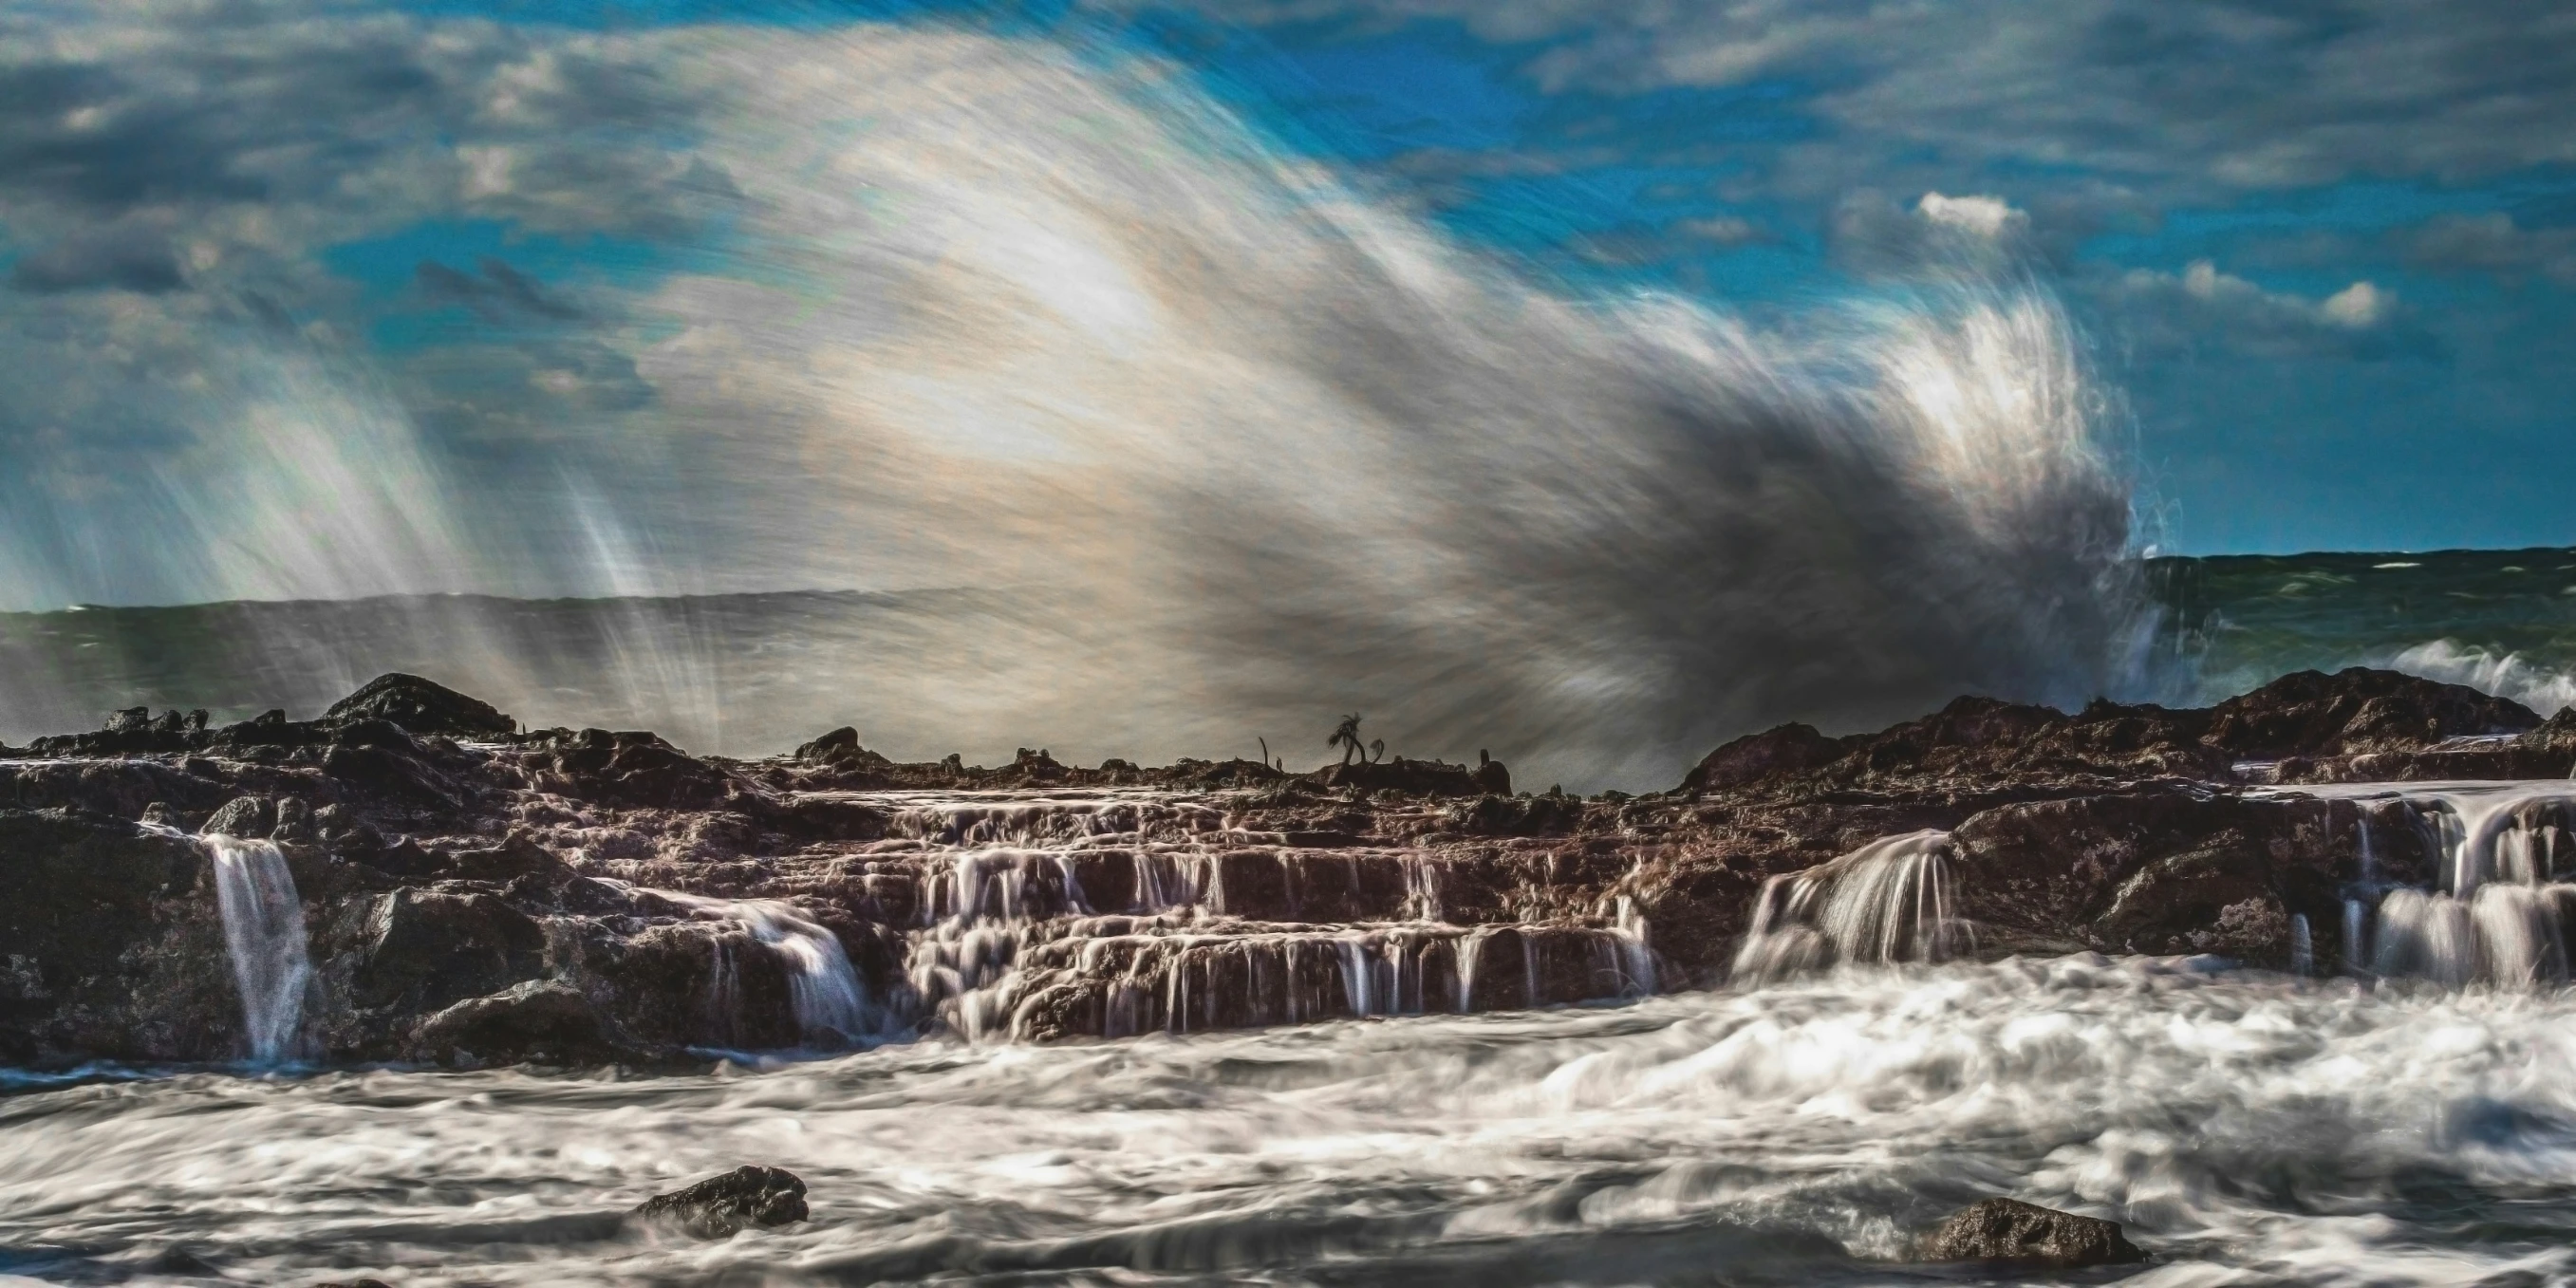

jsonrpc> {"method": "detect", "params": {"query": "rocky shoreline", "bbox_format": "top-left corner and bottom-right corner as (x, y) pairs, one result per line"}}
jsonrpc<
(2, 666), (2567, 1069)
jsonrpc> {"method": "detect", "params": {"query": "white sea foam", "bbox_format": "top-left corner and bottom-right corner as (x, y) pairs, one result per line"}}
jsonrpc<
(6, 960), (2575, 1284)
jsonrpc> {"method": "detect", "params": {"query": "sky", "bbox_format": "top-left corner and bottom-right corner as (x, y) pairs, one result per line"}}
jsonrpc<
(1, 0), (2572, 619)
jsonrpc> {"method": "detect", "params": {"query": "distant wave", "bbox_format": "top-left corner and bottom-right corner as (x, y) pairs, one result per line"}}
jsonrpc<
(2390, 639), (2576, 715)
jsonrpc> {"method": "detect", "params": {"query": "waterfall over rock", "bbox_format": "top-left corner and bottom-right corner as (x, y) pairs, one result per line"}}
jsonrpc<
(876, 791), (1658, 1042)
(1731, 831), (1969, 984)
(2259, 782), (2576, 985)
(654, 890), (882, 1050)
(200, 834), (312, 1063)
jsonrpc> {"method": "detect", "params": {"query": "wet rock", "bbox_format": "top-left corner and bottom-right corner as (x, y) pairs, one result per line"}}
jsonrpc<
(5, 662), (2558, 1062)
(356, 889), (549, 1013)
(201, 795), (275, 839)
(325, 672), (516, 737)
(407, 980), (630, 1068)
(1923, 1197), (2144, 1267)
(0, 810), (231, 1063)
(1312, 756), (1485, 797)
(512, 728), (751, 810)
(630, 1165), (810, 1239)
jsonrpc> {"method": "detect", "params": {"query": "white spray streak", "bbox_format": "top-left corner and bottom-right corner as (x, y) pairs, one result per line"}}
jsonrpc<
(0, 20), (2154, 789)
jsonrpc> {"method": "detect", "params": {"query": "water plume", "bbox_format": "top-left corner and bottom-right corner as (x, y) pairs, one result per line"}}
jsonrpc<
(0, 19), (2156, 789)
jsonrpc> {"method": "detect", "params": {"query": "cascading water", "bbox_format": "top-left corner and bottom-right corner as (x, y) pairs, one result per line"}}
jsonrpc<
(2266, 782), (2576, 987)
(1730, 831), (1969, 983)
(199, 834), (312, 1064)
(649, 889), (882, 1049)
(870, 791), (1660, 1041)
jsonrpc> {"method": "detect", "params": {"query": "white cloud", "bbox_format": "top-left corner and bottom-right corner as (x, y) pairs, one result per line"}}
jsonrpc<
(2104, 259), (2409, 357)
(2318, 280), (2388, 328)
(2401, 212), (2576, 286)
(1915, 192), (2026, 240)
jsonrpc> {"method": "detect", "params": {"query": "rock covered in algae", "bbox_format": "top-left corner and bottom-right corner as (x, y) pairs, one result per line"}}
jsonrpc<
(1923, 1196), (2145, 1267)
(630, 1165), (810, 1239)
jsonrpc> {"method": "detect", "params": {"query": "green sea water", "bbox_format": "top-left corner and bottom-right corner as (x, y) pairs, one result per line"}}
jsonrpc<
(2153, 546), (2576, 712)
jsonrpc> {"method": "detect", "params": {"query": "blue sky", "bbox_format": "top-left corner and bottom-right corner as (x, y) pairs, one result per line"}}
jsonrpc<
(1, 0), (2572, 609)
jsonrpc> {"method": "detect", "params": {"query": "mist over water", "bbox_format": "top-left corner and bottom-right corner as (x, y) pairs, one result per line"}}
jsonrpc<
(0, 20), (2154, 789)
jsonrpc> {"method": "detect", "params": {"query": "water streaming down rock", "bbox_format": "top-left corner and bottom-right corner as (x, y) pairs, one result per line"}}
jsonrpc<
(874, 792), (1660, 1041)
(2267, 782), (2576, 986)
(199, 834), (312, 1063)
(651, 889), (881, 1050)
(1730, 831), (1970, 983)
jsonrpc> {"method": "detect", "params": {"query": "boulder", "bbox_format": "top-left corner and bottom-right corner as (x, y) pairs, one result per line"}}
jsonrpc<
(1923, 1197), (2144, 1267)
(1679, 722), (1844, 793)
(202, 795), (275, 839)
(629, 1165), (810, 1239)
(325, 673), (516, 738)
(406, 980), (626, 1067)
(2201, 667), (2537, 758)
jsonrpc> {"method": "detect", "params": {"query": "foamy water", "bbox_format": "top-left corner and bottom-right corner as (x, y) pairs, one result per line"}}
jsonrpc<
(9, 958), (2576, 1285)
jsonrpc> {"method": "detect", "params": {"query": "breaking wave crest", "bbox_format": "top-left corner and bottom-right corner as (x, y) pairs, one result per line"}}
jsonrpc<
(2393, 639), (2576, 715)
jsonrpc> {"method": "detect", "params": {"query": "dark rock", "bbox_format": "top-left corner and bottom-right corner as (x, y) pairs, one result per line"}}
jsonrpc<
(512, 728), (750, 810)
(1923, 1197), (2144, 1267)
(356, 889), (548, 1013)
(406, 980), (628, 1067)
(0, 810), (231, 1063)
(2201, 667), (2537, 758)
(1682, 722), (1848, 793)
(325, 673), (516, 738)
(629, 1165), (810, 1239)
(201, 795), (274, 839)
(138, 1244), (218, 1275)
(1313, 756), (1483, 797)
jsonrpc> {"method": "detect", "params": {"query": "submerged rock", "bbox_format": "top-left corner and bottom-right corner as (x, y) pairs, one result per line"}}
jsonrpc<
(630, 1165), (810, 1238)
(1923, 1197), (2145, 1268)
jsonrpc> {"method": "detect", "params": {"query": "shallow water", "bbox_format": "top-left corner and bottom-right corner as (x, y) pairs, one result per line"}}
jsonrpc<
(9, 957), (2576, 1286)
